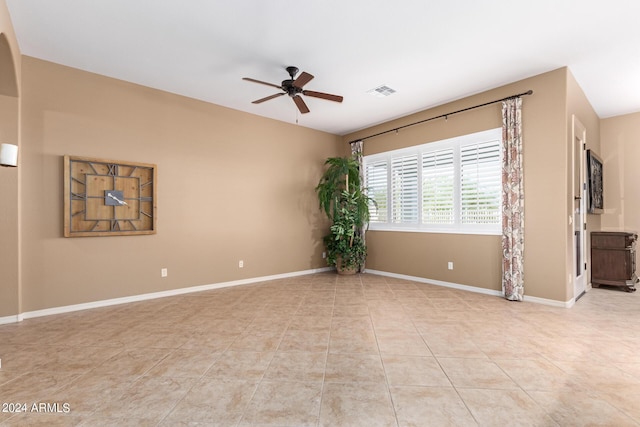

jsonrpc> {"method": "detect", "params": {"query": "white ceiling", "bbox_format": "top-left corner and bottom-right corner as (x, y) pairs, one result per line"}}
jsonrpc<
(6, 0), (640, 135)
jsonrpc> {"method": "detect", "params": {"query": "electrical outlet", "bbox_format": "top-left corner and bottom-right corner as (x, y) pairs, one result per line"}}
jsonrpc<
(447, 262), (453, 270)
(322, 252), (326, 259)
(161, 268), (168, 277)
(239, 260), (244, 268)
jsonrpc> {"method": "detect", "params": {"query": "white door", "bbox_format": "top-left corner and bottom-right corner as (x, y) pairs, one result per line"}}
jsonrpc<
(572, 116), (587, 300)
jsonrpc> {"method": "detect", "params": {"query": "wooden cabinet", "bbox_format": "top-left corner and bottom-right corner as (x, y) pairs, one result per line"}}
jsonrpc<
(591, 231), (638, 292)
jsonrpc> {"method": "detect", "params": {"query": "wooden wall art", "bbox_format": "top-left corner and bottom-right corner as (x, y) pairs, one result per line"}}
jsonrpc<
(63, 155), (157, 237)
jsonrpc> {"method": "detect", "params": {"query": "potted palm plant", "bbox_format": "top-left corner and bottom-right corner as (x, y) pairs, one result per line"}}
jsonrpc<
(316, 156), (371, 274)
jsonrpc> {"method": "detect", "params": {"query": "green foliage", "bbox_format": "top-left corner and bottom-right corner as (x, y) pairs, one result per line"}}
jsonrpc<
(323, 233), (366, 271)
(316, 157), (372, 272)
(315, 157), (370, 227)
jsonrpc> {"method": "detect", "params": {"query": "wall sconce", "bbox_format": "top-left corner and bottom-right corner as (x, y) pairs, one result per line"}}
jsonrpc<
(0, 143), (18, 167)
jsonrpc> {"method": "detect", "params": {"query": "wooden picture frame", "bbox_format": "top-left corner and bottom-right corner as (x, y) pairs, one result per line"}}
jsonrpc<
(586, 149), (603, 214)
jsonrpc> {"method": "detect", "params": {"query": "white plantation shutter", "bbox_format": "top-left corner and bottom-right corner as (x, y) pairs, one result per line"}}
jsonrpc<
(365, 160), (388, 223)
(460, 140), (501, 225)
(362, 128), (502, 234)
(422, 149), (454, 224)
(391, 155), (419, 223)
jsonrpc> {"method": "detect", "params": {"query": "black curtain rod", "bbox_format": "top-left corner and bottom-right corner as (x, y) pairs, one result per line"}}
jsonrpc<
(348, 89), (533, 144)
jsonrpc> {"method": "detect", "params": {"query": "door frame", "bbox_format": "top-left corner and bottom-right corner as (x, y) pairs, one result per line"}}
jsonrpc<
(572, 115), (588, 301)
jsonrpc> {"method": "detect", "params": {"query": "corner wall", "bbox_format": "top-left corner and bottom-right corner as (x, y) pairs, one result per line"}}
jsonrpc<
(17, 56), (340, 313)
(345, 69), (571, 303)
(600, 111), (640, 269)
(566, 69), (601, 294)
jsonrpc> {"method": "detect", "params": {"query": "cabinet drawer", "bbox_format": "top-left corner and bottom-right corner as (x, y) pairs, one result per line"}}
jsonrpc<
(591, 232), (637, 249)
(591, 248), (633, 281)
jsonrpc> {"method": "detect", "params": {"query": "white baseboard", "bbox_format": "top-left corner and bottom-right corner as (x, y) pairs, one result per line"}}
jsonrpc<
(0, 315), (20, 325)
(366, 269), (572, 308)
(549, 282), (594, 309)
(365, 269), (502, 297)
(523, 294), (574, 308)
(1, 267), (332, 324)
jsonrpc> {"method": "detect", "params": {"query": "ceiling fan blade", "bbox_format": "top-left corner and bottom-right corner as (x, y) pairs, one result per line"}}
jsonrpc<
(292, 95), (310, 114)
(303, 90), (344, 103)
(242, 77), (282, 90)
(252, 93), (285, 104)
(293, 72), (314, 88)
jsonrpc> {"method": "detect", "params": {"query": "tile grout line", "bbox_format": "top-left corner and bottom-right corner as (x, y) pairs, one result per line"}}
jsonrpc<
(315, 273), (337, 427)
(368, 275), (401, 427)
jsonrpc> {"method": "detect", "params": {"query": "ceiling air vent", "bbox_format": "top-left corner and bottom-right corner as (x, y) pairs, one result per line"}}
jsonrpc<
(367, 85), (397, 97)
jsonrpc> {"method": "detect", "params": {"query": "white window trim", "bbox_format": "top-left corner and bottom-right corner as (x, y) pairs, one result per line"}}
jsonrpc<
(364, 128), (502, 236)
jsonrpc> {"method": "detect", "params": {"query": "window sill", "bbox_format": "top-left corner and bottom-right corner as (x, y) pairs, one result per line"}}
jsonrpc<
(367, 225), (501, 236)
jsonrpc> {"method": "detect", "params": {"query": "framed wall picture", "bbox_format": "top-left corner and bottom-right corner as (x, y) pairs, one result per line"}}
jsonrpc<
(586, 149), (603, 214)
(63, 155), (157, 237)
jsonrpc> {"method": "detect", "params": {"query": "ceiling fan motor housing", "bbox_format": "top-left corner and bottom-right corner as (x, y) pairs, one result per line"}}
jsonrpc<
(282, 79), (302, 96)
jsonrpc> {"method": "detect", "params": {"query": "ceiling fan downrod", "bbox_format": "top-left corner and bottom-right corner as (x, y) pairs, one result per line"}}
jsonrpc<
(283, 66), (301, 96)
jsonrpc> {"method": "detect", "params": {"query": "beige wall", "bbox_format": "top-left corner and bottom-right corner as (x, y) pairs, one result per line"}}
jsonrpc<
(0, 0), (20, 318)
(601, 112), (640, 268)
(17, 56), (340, 313)
(345, 68), (596, 303)
(0, 94), (19, 317)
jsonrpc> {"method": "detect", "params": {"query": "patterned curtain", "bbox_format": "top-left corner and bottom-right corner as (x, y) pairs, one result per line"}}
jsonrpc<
(350, 140), (365, 272)
(502, 98), (525, 301)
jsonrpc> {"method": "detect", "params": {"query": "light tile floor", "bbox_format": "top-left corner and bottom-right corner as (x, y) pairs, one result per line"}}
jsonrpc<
(0, 273), (639, 426)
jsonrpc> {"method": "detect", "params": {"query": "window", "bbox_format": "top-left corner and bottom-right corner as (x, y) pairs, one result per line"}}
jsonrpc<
(364, 128), (502, 235)
(422, 148), (454, 225)
(391, 155), (419, 224)
(366, 160), (388, 223)
(460, 140), (501, 226)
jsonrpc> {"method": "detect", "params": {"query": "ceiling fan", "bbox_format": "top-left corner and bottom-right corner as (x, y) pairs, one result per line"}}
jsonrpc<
(243, 66), (343, 114)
